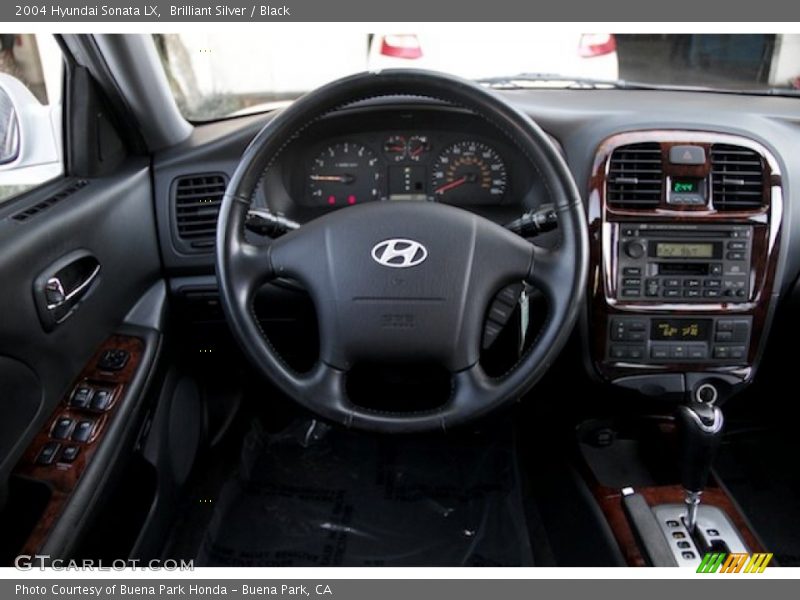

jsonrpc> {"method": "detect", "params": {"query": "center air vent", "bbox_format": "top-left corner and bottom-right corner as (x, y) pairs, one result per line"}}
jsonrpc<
(711, 144), (765, 211)
(173, 173), (227, 251)
(606, 143), (663, 209)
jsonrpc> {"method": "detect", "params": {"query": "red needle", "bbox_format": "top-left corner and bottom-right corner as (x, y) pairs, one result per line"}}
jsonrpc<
(434, 176), (468, 195)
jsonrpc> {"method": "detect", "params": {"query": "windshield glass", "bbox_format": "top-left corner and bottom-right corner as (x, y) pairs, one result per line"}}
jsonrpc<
(155, 33), (800, 121)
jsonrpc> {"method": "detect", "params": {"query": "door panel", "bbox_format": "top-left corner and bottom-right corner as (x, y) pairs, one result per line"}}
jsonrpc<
(0, 164), (160, 502)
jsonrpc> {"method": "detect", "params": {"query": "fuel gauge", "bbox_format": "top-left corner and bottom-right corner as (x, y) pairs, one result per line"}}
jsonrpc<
(408, 135), (431, 161)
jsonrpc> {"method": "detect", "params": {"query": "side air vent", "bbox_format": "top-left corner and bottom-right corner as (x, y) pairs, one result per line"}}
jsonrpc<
(173, 173), (227, 250)
(606, 143), (663, 209)
(711, 144), (765, 211)
(11, 179), (89, 222)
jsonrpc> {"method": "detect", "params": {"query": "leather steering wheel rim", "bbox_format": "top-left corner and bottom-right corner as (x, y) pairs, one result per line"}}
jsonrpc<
(216, 69), (588, 433)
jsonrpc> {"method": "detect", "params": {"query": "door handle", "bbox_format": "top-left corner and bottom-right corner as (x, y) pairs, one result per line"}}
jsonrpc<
(45, 263), (100, 310)
(34, 251), (101, 331)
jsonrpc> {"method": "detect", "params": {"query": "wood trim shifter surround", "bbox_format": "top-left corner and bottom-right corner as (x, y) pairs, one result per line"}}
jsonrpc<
(12, 334), (144, 559)
(587, 130), (784, 383)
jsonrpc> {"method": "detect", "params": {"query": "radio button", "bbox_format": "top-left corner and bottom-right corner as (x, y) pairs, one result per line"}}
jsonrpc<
(704, 279), (721, 287)
(684, 279), (701, 288)
(727, 251), (745, 261)
(728, 241), (747, 250)
(684, 289), (701, 298)
(629, 321), (647, 331)
(664, 279), (681, 288)
(703, 289), (721, 298)
(716, 331), (733, 342)
(710, 264), (723, 276)
(628, 347), (644, 360)
(623, 267), (642, 276)
(664, 289), (681, 298)
(623, 278), (642, 286)
(624, 240), (646, 259)
(610, 346), (628, 359)
(622, 289), (641, 298)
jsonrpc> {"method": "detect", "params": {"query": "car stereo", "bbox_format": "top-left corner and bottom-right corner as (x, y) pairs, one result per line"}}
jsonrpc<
(616, 223), (752, 302)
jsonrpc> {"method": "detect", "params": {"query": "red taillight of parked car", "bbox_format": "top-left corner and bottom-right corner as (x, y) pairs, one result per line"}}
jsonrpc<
(579, 34), (617, 58)
(380, 34), (423, 59)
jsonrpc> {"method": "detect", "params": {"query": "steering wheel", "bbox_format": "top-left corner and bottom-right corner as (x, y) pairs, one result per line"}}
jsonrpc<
(216, 70), (588, 433)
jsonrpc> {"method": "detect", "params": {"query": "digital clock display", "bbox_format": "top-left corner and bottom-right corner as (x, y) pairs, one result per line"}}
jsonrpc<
(672, 179), (699, 194)
(656, 242), (714, 258)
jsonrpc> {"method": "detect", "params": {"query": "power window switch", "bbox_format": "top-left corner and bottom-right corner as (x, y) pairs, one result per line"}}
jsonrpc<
(97, 349), (129, 372)
(51, 417), (74, 440)
(70, 385), (93, 409)
(90, 389), (113, 411)
(60, 445), (80, 463)
(71, 420), (95, 443)
(37, 442), (61, 465)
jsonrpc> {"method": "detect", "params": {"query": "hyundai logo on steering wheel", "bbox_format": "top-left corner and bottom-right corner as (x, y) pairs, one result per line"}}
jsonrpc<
(371, 239), (428, 268)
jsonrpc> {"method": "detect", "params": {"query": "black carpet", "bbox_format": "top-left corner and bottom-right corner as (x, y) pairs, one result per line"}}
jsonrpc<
(196, 419), (534, 567)
(715, 428), (800, 566)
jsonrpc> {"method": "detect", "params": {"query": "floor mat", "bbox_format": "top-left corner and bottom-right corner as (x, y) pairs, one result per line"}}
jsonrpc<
(715, 429), (800, 566)
(196, 419), (533, 566)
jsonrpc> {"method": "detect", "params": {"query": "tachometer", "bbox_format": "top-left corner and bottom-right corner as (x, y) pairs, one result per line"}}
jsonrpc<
(431, 141), (507, 204)
(309, 142), (382, 207)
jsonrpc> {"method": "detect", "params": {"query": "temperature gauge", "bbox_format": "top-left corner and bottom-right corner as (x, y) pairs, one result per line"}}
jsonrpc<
(383, 135), (407, 162)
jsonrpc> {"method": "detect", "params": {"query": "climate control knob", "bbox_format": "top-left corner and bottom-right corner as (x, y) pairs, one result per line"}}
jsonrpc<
(624, 240), (646, 259)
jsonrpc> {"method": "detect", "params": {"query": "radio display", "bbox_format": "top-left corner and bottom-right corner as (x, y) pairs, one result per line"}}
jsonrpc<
(655, 242), (714, 259)
(651, 319), (712, 341)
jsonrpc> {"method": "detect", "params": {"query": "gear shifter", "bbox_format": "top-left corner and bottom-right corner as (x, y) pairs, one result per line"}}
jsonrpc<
(676, 397), (724, 533)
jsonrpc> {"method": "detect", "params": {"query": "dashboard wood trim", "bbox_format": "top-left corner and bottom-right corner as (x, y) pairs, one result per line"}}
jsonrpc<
(587, 130), (784, 383)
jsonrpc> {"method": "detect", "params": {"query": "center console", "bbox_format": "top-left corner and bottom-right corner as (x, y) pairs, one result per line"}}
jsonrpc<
(587, 131), (784, 396)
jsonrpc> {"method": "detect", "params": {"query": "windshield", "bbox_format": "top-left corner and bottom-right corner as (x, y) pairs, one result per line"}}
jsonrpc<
(155, 33), (800, 121)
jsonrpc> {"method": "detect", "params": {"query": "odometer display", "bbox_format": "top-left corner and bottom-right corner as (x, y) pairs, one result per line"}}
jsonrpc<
(431, 141), (507, 205)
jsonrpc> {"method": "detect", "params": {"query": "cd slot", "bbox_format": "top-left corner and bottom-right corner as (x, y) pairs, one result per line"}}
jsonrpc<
(657, 263), (709, 276)
(637, 230), (731, 238)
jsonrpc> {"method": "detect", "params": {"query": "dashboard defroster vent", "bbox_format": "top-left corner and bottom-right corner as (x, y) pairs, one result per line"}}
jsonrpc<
(11, 179), (89, 222)
(711, 144), (765, 211)
(606, 143), (663, 209)
(173, 173), (227, 250)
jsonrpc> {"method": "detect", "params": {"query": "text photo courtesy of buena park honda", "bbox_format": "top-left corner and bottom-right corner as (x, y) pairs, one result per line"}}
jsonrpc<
(1, 28), (800, 573)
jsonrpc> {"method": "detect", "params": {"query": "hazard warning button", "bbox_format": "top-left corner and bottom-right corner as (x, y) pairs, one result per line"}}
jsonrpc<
(669, 145), (706, 165)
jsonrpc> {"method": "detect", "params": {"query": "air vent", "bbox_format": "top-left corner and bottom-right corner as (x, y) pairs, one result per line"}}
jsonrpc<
(711, 144), (765, 211)
(606, 143), (663, 209)
(173, 173), (227, 250)
(11, 179), (89, 222)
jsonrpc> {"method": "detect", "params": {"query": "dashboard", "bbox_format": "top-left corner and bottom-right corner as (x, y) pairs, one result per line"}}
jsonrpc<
(153, 90), (800, 401)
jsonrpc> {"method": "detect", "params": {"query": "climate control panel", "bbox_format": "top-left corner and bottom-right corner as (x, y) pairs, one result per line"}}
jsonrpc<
(607, 316), (752, 364)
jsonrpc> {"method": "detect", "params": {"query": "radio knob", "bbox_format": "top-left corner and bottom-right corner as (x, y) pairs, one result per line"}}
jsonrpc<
(624, 240), (646, 259)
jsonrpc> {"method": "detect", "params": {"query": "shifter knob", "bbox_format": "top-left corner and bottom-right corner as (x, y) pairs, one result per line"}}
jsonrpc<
(677, 400), (724, 493)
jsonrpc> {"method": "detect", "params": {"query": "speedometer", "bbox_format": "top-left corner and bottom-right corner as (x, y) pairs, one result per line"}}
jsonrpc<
(431, 141), (507, 205)
(308, 142), (382, 207)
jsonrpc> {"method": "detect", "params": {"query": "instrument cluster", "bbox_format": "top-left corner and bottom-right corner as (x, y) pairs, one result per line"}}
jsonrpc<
(305, 135), (511, 208)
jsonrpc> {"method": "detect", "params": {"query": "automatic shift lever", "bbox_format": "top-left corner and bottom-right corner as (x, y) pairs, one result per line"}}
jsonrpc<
(676, 397), (724, 533)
